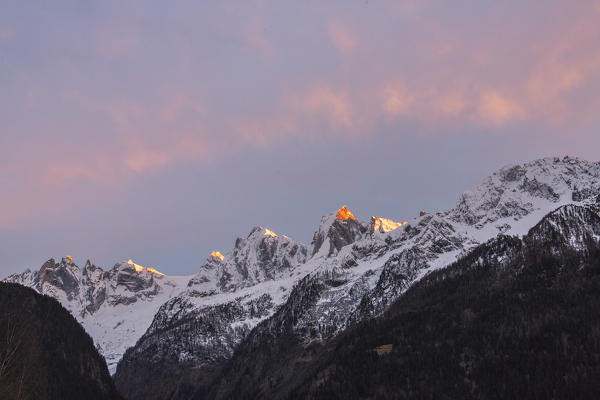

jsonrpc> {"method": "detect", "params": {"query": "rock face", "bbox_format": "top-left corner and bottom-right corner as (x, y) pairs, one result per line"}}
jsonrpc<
(190, 226), (308, 292)
(310, 206), (368, 258)
(113, 156), (600, 399)
(3, 258), (189, 372)
(0, 282), (122, 400)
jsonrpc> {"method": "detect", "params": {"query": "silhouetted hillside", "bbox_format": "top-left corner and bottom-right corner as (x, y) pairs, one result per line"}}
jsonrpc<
(0, 282), (122, 400)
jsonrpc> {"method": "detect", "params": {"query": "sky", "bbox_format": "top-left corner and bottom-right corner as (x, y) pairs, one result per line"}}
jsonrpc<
(1, 0), (599, 276)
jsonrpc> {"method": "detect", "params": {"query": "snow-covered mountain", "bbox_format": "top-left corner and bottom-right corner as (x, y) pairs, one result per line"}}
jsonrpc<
(3, 257), (190, 372)
(114, 156), (600, 399)
(188, 226), (308, 292)
(4, 156), (600, 396)
(211, 202), (600, 400)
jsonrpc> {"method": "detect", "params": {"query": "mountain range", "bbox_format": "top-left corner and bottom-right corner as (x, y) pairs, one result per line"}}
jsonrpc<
(4, 155), (600, 399)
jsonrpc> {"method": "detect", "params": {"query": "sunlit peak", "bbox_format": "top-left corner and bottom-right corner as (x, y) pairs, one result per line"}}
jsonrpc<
(146, 267), (165, 276)
(65, 255), (73, 261)
(336, 205), (356, 221)
(126, 259), (165, 276)
(209, 251), (224, 261)
(127, 259), (143, 271)
(264, 228), (278, 237)
(370, 216), (407, 233)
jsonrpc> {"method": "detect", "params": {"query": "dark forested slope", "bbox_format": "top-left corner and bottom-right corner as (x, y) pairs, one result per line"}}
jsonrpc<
(0, 282), (122, 400)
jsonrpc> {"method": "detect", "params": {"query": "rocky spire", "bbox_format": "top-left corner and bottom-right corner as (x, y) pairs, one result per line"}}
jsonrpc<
(336, 205), (356, 221)
(209, 251), (224, 261)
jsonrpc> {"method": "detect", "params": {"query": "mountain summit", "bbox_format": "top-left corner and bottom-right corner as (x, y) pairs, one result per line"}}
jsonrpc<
(335, 205), (356, 221)
(124, 259), (165, 276)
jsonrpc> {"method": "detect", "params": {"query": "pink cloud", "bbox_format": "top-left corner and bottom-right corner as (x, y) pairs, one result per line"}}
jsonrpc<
(300, 86), (353, 129)
(435, 95), (467, 117)
(476, 89), (523, 125)
(327, 21), (357, 54)
(382, 84), (415, 118)
(381, 83), (473, 124)
(233, 115), (296, 147)
(123, 147), (170, 173)
(229, 86), (355, 149)
(3, 0), (600, 232)
(158, 94), (204, 123)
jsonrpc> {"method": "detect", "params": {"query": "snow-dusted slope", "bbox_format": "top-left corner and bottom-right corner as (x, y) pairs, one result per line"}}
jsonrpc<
(3, 258), (190, 372)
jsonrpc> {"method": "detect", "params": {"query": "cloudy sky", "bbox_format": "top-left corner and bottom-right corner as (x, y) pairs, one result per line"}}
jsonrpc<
(1, 1), (599, 275)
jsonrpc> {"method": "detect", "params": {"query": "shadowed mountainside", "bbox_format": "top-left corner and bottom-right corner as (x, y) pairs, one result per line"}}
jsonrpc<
(0, 282), (122, 400)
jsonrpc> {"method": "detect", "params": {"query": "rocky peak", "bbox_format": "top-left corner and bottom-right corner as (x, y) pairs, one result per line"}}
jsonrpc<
(83, 259), (101, 272)
(3, 256), (189, 374)
(110, 260), (162, 295)
(336, 205), (356, 221)
(247, 226), (279, 240)
(311, 206), (367, 258)
(82, 260), (105, 286)
(114, 259), (165, 277)
(190, 226), (308, 292)
(367, 216), (407, 235)
(38, 257), (82, 302)
(234, 226), (271, 250)
(217, 226), (308, 291)
(447, 156), (600, 228)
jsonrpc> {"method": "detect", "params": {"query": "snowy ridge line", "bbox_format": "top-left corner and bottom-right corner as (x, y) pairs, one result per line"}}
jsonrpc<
(5, 156), (600, 377)
(116, 156), (600, 382)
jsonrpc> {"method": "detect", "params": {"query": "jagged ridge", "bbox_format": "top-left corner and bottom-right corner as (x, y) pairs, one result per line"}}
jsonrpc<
(3, 156), (600, 399)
